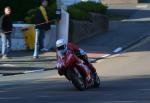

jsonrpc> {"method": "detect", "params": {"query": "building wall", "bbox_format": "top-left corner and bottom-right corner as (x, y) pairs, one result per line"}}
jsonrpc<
(61, 0), (100, 6)
(101, 0), (138, 4)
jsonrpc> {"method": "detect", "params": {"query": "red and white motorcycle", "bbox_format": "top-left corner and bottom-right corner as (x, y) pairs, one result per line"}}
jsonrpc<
(56, 50), (100, 91)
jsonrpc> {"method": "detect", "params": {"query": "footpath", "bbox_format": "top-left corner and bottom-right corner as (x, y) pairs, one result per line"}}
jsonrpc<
(0, 51), (56, 76)
(1, 3), (150, 76)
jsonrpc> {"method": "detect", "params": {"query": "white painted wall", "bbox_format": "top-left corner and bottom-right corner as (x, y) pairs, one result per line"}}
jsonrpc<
(0, 24), (55, 51)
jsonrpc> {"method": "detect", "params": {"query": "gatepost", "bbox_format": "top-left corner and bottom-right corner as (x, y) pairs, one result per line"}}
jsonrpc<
(56, 7), (69, 44)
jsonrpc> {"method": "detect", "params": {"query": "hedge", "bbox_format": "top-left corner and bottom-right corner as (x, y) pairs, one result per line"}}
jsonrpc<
(71, 1), (107, 14)
(0, 0), (41, 21)
(24, 1), (57, 23)
(67, 1), (108, 21)
(0, 0), (56, 22)
(67, 6), (89, 21)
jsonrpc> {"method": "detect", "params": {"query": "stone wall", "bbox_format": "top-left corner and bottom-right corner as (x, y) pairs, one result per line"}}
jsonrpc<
(101, 0), (138, 4)
(69, 13), (109, 43)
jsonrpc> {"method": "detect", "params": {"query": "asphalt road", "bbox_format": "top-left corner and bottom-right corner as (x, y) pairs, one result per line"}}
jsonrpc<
(0, 36), (150, 103)
(0, 76), (150, 103)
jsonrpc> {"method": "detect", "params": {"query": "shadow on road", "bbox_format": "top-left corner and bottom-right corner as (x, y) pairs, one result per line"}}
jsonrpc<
(0, 75), (150, 103)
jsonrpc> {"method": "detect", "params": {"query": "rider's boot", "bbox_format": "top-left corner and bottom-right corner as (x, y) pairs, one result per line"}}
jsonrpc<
(87, 63), (97, 79)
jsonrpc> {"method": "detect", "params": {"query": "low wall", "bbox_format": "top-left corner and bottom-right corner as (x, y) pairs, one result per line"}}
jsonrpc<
(101, 0), (138, 4)
(69, 13), (109, 43)
(0, 25), (56, 51)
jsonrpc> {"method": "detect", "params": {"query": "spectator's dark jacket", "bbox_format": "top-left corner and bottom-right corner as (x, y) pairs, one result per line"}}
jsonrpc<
(34, 7), (51, 31)
(0, 15), (12, 33)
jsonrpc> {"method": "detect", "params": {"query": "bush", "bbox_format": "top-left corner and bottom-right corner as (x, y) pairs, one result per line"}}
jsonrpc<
(73, 1), (107, 14)
(0, 0), (57, 22)
(47, 2), (57, 20)
(24, 0), (57, 23)
(0, 0), (40, 21)
(24, 9), (38, 23)
(67, 6), (89, 21)
(67, 1), (107, 21)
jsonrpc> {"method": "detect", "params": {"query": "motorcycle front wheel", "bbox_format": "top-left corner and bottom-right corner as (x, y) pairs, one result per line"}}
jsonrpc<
(93, 73), (100, 88)
(66, 68), (86, 91)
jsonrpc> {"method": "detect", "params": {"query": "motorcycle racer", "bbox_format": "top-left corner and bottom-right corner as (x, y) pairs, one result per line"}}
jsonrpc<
(56, 39), (97, 79)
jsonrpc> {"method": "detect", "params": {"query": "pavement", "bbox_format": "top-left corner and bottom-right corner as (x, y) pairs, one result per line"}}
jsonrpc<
(0, 3), (150, 76)
(0, 51), (57, 76)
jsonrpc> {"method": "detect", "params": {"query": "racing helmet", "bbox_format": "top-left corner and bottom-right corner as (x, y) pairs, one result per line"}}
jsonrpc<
(56, 39), (66, 50)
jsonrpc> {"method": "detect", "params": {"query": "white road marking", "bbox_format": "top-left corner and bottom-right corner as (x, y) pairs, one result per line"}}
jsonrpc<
(113, 47), (123, 53)
(1, 64), (16, 67)
(136, 4), (148, 9)
(23, 69), (44, 74)
(88, 58), (97, 62)
(101, 54), (111, 58)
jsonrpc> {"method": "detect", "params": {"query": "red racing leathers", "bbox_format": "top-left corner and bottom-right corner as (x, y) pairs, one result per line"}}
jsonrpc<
(56, 42), (96, 75)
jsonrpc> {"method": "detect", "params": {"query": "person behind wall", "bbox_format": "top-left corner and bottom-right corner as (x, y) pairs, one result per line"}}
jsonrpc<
(34, 0), (51, 52)
(0, 6), (13, 59)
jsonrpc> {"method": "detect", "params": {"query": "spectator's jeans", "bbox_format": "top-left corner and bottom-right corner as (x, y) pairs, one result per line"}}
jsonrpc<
(38, 29), (45, 50)
(0, 33), (11, 56)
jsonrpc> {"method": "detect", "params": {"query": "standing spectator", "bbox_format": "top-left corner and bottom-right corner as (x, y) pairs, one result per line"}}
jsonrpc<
(0, 6), (13, 59)
(34, 0), (51, 52)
